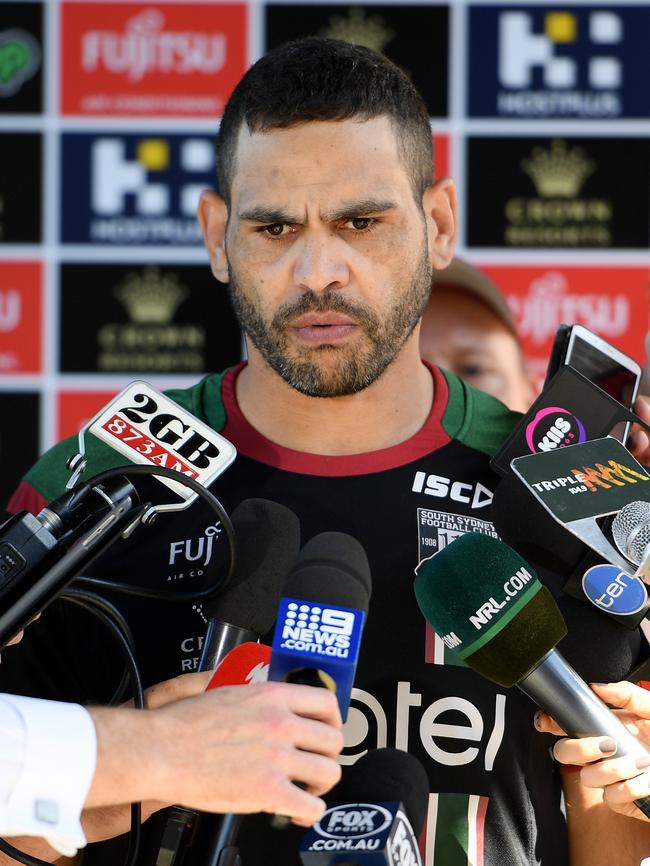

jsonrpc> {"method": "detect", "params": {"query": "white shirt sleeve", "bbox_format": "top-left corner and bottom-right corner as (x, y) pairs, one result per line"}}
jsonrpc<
(0, 694), (97, 857)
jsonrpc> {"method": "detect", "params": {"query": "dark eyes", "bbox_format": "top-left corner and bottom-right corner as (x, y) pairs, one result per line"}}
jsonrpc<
(257, 217), (377, 239)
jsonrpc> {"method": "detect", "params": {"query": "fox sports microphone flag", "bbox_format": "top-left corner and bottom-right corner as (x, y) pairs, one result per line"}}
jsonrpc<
(300, 747), (428, 866)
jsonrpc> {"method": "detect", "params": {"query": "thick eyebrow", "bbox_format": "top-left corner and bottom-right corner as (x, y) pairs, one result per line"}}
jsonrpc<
(238, 205), (299, 224)
(323, 198), (397, 222)
(238, 198), (398, 225)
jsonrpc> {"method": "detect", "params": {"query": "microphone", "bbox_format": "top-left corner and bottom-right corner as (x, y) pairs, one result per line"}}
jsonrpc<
(413, 531), (650, 819)
(0, 476), (140, 646)
(265, 531), (371, 834)
(153, 500), (298, 866)
(612, 501), (650, 582)
(300, 748), (428, 866)
(268, 531), (372, 720)
(206, 641), (271, 690)
(198, 498), (301, 671)
(149, 641), (271, 866)
(0, 379), (240, 646)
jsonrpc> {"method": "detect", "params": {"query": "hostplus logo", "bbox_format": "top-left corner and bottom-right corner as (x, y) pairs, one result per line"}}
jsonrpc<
(497, 9), (623, 117)
(62, 133), (215, 244)
(525, 406), (587, 453)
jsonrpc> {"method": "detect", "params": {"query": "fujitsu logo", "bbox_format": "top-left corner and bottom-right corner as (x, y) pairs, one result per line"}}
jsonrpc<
(0, 289), (20, 332)
(509, 271), (629, 346)
(81, 9), (227, 82)
(169, 523), (221, 568)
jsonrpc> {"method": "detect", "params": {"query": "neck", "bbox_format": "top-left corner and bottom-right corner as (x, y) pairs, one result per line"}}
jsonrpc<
(234, 338), (434, 455)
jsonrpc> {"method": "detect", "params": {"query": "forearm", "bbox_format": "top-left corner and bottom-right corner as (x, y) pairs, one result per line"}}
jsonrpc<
(84, 707), (174, 809)
(0, 836), (76, 865)
(564, 773), (650, 866)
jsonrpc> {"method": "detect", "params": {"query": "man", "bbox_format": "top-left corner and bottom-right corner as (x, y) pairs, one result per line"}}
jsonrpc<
(419, 259), (537, 412)
(3, 37), (650, 866)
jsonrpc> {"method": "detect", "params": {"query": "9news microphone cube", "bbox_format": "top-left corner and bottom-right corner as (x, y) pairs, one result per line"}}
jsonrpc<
(300, 801), (421, 866)
(269, 597), (365, 719)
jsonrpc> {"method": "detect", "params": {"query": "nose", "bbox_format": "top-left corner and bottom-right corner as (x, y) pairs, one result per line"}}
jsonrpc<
(293, 232), (350, 293)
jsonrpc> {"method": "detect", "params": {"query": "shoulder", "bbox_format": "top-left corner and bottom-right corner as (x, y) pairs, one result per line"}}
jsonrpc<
(14, 372), (232, 509)
(438, 368), (521, 458)
(164, 371), (230, 430)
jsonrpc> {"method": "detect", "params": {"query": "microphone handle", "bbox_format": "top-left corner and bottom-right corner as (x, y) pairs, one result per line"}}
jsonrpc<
(519, 648), (650, 819)
(199, 620), (258, 672)
(149, 622), (257, 866)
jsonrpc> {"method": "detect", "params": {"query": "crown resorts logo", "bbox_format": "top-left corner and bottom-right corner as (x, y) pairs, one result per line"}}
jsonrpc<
(0, 29), (41, 97)
(505, 139), (612, 247)
(497, 10), (623, 118)
(96, 266), (205, 372)
(114, 266), (188, 324)
(521, 140), (594, 197)
(319, 8), (394, 53)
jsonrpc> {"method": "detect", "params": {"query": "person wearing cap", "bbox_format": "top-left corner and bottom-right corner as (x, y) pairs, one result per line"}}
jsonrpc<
(419, 259), (537, 412)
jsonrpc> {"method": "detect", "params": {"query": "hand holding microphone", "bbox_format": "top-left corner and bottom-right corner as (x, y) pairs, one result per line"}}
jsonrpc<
(414, 531), (650, 819)
(536, 680), (650, 823)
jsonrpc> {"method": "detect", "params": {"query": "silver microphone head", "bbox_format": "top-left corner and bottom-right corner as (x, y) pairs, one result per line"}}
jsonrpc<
(612, 501), (650, 565)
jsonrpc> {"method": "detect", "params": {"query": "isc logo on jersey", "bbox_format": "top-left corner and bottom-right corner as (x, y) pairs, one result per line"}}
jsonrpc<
(61, 132), (214, 244)
(412, 472), (493, 509)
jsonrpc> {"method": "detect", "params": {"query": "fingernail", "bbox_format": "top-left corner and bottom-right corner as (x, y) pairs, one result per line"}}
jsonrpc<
(599, 738), (617, 753)
(533, 711), (543, 731)
(635, 754), (650, 769)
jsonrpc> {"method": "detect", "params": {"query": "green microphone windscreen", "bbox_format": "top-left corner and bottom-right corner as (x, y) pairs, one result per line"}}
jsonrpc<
(414, 533), (567, 687)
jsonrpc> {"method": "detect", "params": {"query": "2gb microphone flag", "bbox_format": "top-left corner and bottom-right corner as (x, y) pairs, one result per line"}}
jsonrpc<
(86, 380), (236, 500)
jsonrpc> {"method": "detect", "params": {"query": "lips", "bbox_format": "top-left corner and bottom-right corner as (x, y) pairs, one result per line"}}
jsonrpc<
(291, 312), (357, 328)
(290, 312), (359, 344)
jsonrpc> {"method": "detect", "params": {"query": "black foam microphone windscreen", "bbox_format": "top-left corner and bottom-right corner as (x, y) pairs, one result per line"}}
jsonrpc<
(203, 497), (301, 635)
(328, 748), (429, 837)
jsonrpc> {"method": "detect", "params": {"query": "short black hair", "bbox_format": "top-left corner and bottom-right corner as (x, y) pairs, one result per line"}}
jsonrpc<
(216, 37), (434, 205)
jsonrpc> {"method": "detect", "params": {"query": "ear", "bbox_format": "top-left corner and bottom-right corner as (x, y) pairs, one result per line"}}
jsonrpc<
(197, 191), (230, 283)
(422, 177), (457, 270)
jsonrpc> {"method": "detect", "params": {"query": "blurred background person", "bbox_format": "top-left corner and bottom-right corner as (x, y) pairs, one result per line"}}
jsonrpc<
(420, 258), (537, 412)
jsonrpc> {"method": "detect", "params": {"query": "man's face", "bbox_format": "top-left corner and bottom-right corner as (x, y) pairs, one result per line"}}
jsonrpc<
(420, 288), (536, 412)
(221, 117), (433, 397)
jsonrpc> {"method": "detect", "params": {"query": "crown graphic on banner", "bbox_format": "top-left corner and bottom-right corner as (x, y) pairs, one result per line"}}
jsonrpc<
(320, 8), (395, 54)
(521, 140), (595, 198)
(114, 266), (189, 324)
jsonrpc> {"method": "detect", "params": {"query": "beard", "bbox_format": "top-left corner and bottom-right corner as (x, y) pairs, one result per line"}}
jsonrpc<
(227, 244), (432, 398)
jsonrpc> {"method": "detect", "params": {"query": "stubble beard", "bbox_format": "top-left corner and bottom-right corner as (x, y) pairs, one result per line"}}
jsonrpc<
(227, 246), (432, 398)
